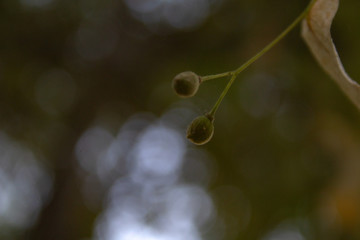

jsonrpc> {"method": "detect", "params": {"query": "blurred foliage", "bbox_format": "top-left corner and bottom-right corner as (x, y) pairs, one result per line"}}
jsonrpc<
(1, 0), (360, 240)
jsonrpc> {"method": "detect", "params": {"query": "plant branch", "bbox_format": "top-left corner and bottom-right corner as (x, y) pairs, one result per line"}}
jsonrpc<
(207, 0), (318, 118)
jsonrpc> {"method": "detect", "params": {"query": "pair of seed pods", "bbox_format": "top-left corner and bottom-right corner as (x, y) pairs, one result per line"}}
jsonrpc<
(172, 71), (214, 145)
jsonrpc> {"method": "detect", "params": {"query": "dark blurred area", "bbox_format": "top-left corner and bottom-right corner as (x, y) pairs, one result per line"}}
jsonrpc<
(1, 0), (360, 239)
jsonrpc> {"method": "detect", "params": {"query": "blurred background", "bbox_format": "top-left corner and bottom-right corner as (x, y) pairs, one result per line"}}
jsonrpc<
(1, 0), (360, 239)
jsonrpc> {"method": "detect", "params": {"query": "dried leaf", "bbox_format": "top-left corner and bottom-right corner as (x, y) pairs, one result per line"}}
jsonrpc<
(301, 0), (360, 110)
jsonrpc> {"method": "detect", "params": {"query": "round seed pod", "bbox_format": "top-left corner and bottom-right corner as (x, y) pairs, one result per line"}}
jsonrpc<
(186, 115), (214, 145)
(172, 71), (201, 97)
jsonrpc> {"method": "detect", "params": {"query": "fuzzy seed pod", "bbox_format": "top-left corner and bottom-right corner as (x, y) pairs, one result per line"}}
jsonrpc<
(172, 71), (200, 98)
(186, 115), (214, 145)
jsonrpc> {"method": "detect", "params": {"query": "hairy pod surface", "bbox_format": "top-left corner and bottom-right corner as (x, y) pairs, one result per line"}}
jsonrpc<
(186, 115), (214, 145)
(172, 71), (200, 97)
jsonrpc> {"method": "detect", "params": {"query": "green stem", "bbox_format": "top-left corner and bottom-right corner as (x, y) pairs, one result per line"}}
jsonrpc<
(208, 73), (237, 117)
(201, 71), (232, 82)
(208, 0), (317, 118)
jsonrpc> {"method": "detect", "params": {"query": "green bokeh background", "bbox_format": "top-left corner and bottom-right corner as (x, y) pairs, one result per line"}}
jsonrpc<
(1, 0), (360, 239)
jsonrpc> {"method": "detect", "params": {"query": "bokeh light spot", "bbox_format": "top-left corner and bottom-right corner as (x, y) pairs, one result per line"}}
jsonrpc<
(75, 23), (118, 61)
(130, 125), (185, 183)
(19, 0), (53, 8)
(35, 69), (77, 116)
(261, 223), (306, 240)
(75, 111), (216, 240)
(123, 0), (219, 30)
(0, 132), (52, 235)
